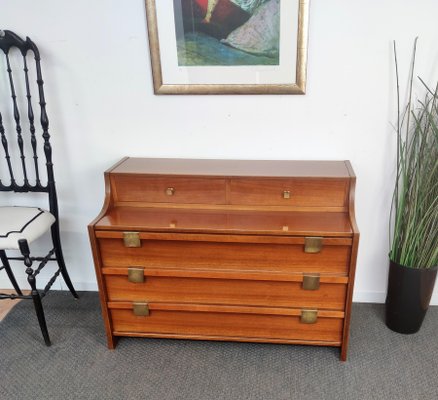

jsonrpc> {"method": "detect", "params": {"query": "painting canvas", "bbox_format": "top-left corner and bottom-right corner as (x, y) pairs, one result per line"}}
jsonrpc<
(174, 0), (281, 66)
(145, 0), (309, 94)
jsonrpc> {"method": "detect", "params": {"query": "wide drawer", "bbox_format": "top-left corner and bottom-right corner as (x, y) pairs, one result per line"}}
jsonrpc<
(103, 268), (348, 310)
(109, 303), (344, 344)
(229, 178), (349, 207)
(111, 175), (226, 204)
(97, 234), (352, 275)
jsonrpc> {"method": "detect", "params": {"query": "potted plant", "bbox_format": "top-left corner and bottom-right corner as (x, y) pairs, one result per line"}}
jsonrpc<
(386, 39), (438, 334)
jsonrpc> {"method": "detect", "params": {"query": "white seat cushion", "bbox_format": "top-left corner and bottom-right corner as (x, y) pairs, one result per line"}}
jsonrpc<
(0, 206), (56, 250)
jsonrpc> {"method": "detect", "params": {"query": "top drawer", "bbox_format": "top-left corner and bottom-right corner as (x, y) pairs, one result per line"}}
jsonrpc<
(229, 178), (349, 207)
(112, 175), (227, 204)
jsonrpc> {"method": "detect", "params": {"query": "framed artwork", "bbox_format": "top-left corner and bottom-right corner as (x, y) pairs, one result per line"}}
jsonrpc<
(145, 0), (310, 94)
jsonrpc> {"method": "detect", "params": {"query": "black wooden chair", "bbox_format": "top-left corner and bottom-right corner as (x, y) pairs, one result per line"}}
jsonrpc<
(0, 30), (78, 345)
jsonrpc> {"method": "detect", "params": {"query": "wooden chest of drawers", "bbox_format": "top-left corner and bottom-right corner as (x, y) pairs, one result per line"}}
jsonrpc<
(89, 158), (359, 360)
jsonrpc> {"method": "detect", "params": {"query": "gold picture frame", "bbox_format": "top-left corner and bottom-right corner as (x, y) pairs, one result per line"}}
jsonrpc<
(145, 0), (310, 95)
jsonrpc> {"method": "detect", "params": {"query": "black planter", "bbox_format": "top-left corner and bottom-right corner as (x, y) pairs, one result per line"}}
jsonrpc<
(385, 260), (437, 334)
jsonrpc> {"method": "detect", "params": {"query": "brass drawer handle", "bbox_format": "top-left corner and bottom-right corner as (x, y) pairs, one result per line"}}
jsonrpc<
(301, 309), (318, 324)
(283, 190), (291, 199)
(128, 267), (145, 283)
(123, 232), (141, 248)
(166, 187), (175, 196)
(133, 302), (150, 316)
(302, 274), (320, 290)
(304, 237), (323, 253)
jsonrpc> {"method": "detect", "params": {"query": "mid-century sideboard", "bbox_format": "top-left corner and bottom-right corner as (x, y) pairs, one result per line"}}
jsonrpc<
(89, 158), (359, 360)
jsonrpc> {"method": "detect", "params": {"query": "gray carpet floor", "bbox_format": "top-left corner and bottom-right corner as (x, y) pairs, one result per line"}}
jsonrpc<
(0, 292), (437, 400)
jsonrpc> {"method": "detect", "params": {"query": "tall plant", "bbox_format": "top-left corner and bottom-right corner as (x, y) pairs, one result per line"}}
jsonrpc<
(390, 39), (438, 268)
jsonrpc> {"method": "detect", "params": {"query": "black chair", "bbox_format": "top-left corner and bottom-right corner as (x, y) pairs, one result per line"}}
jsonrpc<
(0, 30), (78, 345)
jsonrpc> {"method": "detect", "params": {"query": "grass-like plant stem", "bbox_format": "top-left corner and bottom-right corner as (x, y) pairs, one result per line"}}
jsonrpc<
(390, 39), (438, 269)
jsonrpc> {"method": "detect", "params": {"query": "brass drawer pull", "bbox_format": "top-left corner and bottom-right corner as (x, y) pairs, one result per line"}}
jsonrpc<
(283, 190), (291, 199)
(301, 309), (318, 324)
(133, 302), (150, 316)
(302, 274), (320, 290)
(123, 232), (141, 248)
(304, 237), (323, 253)
(128, 267), (145, 283)
(166, 187), (175, 196)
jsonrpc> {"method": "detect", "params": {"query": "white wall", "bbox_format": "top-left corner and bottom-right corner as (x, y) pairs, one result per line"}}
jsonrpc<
(1, 0), (437, 304)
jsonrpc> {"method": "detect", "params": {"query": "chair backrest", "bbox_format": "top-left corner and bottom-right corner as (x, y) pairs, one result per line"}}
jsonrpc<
(0, 30), (59, 219)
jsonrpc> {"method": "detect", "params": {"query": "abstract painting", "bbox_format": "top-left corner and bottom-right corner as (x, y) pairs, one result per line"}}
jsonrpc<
(174, 0), (280, 66)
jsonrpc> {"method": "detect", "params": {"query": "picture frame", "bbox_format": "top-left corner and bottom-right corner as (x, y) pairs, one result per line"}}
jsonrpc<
(145, 0), (310, 95)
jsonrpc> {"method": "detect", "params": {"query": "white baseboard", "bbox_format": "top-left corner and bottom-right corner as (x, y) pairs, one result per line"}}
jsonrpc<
(353, 290), (438, 305)
(353, 291), (386, 304)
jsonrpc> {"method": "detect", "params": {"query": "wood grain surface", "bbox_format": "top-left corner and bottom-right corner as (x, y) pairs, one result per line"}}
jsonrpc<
(103, 273), (348, 310)
(109, 306), (344, 343)
(111, 158), (352, 178)
(97, 237), (351, 275)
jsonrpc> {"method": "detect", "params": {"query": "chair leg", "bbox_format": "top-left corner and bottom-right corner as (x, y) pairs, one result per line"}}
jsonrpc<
(0, 250), (23, 296)
(51, 223), (79, 299)
(18, 239), (51, 346)
(31, 288), (51, 346)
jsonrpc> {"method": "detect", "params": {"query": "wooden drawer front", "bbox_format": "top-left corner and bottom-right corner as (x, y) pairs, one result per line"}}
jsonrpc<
(98, 238), (351, 275)
(103, 272), (348, 310)
(112, 175), (226, 204)
(109, 304), (344, 344)
(230, 178), (349, 207)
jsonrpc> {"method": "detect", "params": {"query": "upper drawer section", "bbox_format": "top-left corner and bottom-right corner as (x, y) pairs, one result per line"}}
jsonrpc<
(229, 178), (349, 207)
(112, 175), (227, 204)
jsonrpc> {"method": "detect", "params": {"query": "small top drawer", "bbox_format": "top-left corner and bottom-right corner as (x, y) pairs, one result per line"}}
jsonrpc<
(111, 175), (227, 204)
(229, 178), (349, 207)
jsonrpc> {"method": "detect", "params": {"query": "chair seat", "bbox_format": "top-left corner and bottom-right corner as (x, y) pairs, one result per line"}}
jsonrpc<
(0, 206), (56, 250)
